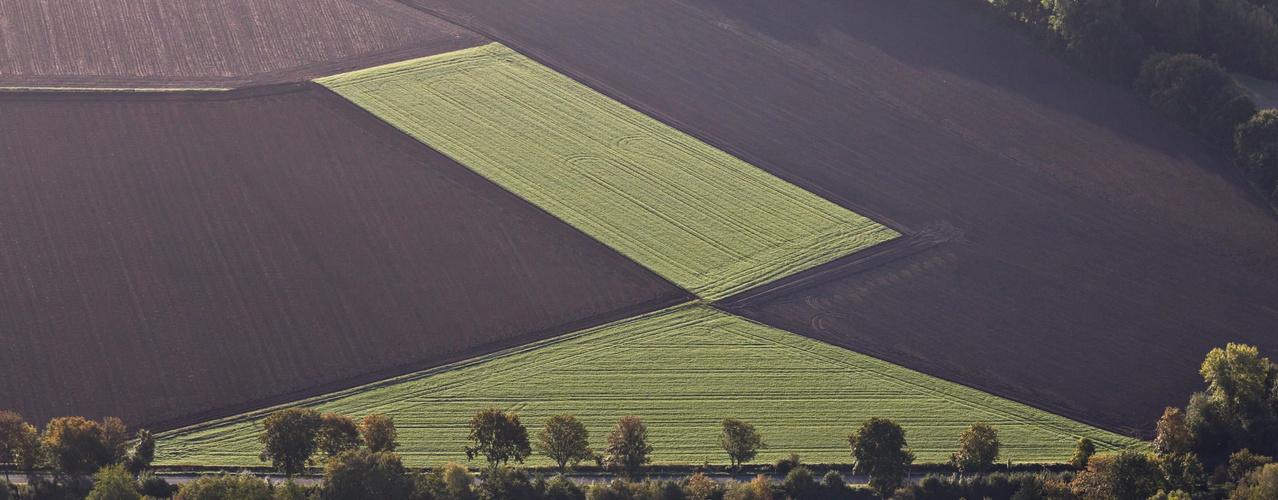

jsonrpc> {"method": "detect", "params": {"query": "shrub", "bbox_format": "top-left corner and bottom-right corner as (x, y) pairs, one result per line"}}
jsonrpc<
(773, 453), (801, 476)
(544, 475), (586, 500)
(474, 467), (536, 500)
(684, 473), (724, 500)
(440, 462), (474, 500)
(86, 465), (139, 500)
(322, 449), (412, 500)
(723, 476), (771, 500)
(781, 467), (816, 499)
(136, 471), (177, 498)
(173, 473), (272, 500)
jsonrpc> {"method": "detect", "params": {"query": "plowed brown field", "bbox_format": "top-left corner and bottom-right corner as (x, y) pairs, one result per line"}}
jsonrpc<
(0, 0), (483, 87)
(400, 0), (1278, 433)
(0, 85), (687, 429)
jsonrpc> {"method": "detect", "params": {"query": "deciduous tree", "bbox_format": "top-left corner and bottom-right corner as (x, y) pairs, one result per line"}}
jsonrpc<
(323, 449), (412, 500)
(86, 464), (140, 500)
(950, 422), (1000, 473)
(604, 416), (652, 481)
(1232, 462), (1278, 499)
(718, 418), (765, 472)
(848, 417), (914, 497)
(43, 417), (111, 476)
(0, 412), (25, 482)
(1201, 343), (1273, 417)
(536, 414), (594, 473)
(1071, 451), (1164, 500)
(1155, 407), (1194, 456)
(465, 409), (530, 468)
(360, 414), (398, 453)
(318, 413), (362, 458)
(1236, 110), (1278, 193)
(257, 408), (322, 477)
(1073, 437), (1097, 469)
(126, 429), (155, 476)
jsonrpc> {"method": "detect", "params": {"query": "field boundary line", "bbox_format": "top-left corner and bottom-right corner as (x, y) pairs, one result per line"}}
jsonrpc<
(144, 292), (693, 434)
(0, 82), (311, 102)
(715, 221), (964, 309)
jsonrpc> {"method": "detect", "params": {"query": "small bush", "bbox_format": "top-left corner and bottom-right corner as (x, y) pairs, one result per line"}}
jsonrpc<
(136, 472), (178, 499)
(684, 473), (724, 500)
(544, 475), (586, 500)
(773, 453), (801, 476)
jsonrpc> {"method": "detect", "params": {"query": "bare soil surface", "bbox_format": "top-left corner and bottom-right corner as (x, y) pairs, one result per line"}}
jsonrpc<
(0, 84), (688, 429)
(0, 0), (484, 87)
(401, 0), (1278, 434)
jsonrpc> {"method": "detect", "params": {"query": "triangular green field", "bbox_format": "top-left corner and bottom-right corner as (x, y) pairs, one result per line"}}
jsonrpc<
(154, 304), (1142, 467)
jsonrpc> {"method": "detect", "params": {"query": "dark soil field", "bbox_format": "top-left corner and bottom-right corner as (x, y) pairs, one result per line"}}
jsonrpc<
(0, 0), (483, 87)
(401, 0), (1278, 434)
(0, 85), (687, 429)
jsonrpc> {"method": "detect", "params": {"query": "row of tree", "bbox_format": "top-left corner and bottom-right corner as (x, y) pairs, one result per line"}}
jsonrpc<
(0, 414), (155, 480)
(979, 0), (1278, 204)
(7, 342), (1278, 499)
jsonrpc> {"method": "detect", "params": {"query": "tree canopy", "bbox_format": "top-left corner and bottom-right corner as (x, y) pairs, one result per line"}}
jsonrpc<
(848, 417), (914, 497)
(465, 408), (531, 468)
(718, 418), (765, 471)
(604, 416), (652, 481)
(257, 408), (322, 476)
(536, 414), (594, 473)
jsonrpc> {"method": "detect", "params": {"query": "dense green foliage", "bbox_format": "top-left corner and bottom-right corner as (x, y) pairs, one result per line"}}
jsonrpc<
(719, 419), (765, 471)
(950, 422), (1000, 473)
(465, 409), (531, 468)
(536, 415), (595, 473)
(848, 417), (914, 497)
(982, 0), (1278, 203)
(317, 43), (898, 300)
(153, 305), (1140, 466)
(322, 449), (412, 500)
(358, 415), (397, 454)
(317, 414), (361, 459)
(257, 409), (321, 476)
(43, 417), (116, 476)
(603, 416), (652, 481)
(85, 465), (139, 500)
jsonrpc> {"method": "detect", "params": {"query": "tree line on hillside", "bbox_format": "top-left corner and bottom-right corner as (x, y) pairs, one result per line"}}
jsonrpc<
(970, 0), (1278, 205)
(4, 343), (1278, 499)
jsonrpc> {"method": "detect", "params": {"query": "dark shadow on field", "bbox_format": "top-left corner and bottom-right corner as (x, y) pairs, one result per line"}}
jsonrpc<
(683, 0), (1272, 212)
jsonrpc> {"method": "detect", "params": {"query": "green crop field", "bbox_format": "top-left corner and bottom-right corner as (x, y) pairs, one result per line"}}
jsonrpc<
(154, 304), (1143, 467)
(317, 43), (898, 300)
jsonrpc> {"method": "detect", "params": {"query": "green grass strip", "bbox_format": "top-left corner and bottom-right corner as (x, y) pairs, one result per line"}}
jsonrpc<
(317, 43), (899, 299)
(154, 304), (1143, 467)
